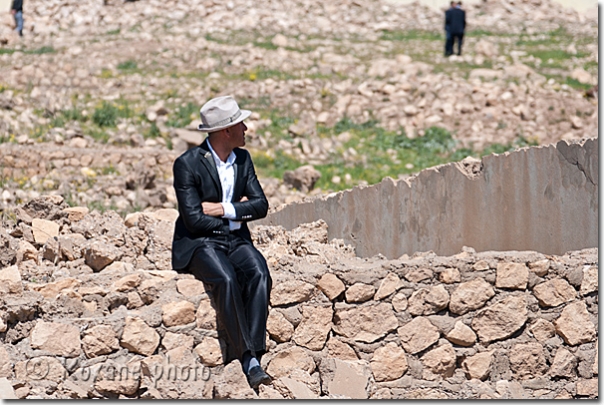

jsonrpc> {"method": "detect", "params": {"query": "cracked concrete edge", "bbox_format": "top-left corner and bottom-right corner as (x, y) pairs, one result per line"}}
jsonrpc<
(255, 138), (598, 258)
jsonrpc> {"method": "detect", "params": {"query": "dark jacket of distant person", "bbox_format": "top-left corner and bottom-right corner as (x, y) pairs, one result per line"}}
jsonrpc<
(11, 0), (23, 11)
(445, 6), (465, 35)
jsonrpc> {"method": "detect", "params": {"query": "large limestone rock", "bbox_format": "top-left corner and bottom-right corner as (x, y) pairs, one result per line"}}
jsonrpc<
(472, 295), (528, 343)
(94, 360), (140, 396)
(374, 272), (403, 300)
(82, 325), (119, 358)
(30, 321), (82, 358)
(580, 266), (598, 296)
(333, 302), (399, 343)
(31, 218), (60, 244)
(0, 377), (17, 399)
(370, 342), (408, 382)
(509, 342), (548, 380)
(0, 346), (12, 378)
(196, 298), (218, 330)
(407, 285), (449, 316)
(162, 301), (196, 327)
(15, 356), (66, 383)
(267, 310), (294, 343)
(529, 319), (555, 342)
(292, 305), (333, 350)
(549, 347), (577, 378)
(120, 316), (160, 356)
(270, 280), (315, 306)
(462, 351), (493, 380)
(31, 278), (80, 299)
(554, 301), (596, 346)
(214, 361), (257, 399)
(449, 278), (495, 315)
(194, 337), (224, 367)
(421, 343), (456, 379)
(283, 165), (321, 193)
(345, 283), (375, 303)
(0, 265), (23, 294)
(317, 273), (345, 300)
(397, 316), (440, 354)
(84, 240), (120, 271)
(532, 279), (576, 307)
(176, 279), (206, 297)
(495, 262), (529, 289)
(326, 339), (358, 361)
(267, 346), (316, 379)
(319, 358), (372, 399)
(445, 321), (477, 346)
(112, 273), (143, 292)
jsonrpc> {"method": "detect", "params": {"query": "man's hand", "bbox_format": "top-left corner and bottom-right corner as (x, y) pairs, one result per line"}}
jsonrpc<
(240, 196), (248, 202)
(201, 202), (224, 217)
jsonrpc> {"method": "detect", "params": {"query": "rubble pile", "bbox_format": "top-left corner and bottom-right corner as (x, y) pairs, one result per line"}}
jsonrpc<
(0, 196), (598, 399)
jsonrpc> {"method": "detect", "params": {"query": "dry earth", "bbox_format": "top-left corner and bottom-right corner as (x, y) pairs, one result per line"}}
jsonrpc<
(0, 196), (599, 399)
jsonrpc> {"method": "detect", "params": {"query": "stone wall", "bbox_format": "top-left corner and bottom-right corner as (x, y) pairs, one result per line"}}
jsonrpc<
(257, 138), (598, 259)
(0, 198), (599, 399)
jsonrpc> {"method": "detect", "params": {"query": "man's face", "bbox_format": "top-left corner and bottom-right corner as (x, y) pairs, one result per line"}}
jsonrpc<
(227, 121), (247, 148)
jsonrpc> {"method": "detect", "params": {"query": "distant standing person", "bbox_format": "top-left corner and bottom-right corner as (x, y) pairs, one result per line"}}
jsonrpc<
(444, 1), (465, 56)
(10, 0), (23, 37)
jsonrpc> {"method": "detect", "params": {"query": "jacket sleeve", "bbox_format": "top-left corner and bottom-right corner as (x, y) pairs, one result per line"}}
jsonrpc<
(231, 152), (269, 222)
(173, 156), (229, 235)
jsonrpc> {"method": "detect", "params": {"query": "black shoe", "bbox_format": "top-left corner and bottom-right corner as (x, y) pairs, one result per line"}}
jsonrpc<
(246, 366), (271, 389)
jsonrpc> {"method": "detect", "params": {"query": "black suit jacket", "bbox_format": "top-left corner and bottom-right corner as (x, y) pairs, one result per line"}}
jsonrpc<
(445, 7), (466, 35)
(171, 139), (269, 271)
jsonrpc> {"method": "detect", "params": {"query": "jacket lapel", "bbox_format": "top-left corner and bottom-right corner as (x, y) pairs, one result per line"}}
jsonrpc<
(199, 139), (223, 199)
(232, 150), (246, 200)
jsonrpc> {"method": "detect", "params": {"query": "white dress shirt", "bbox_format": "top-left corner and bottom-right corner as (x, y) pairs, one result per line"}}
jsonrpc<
(207, 140), (241, 231)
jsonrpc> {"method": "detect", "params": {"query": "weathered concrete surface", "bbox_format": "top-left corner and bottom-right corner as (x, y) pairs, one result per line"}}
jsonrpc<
(256, 139), (598, 258)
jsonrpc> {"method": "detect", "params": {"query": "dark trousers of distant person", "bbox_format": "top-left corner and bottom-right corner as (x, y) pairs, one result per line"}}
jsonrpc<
(445, 32), (463, 56)
(13, 11), (23, 37)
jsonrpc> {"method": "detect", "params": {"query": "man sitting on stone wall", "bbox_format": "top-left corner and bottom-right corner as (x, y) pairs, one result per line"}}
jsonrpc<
(171, 95), (272, 390)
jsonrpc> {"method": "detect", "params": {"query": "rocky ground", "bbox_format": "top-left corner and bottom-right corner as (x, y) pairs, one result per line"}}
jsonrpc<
(0, 0), (598, 216)
(0, 196), (598, 399)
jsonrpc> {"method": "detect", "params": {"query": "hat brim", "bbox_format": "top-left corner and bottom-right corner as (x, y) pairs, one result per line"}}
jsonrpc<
(197, 109), (252, 132)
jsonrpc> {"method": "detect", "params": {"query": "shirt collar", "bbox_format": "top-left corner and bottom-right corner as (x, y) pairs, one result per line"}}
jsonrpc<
(207, 139), (236, 166)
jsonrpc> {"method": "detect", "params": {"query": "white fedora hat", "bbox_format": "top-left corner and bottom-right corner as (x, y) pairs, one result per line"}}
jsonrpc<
(197, 95), (251, 132)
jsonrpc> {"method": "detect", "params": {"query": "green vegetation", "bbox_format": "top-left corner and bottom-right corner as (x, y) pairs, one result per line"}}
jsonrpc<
(92, 100), (134, 127)
(166, 102), (198, 128)
(117, 59), (139, 71)
(0, 46), (56, 55)
(379, 29), (442, 42)
(250, 114), (538, 192)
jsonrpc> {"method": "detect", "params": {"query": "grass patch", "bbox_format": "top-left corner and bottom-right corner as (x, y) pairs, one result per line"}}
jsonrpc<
(166, 102), (198, 128)
(117, 59), (138, 71)
(92, 100), (134, 127)
(379, 29), (442, 42)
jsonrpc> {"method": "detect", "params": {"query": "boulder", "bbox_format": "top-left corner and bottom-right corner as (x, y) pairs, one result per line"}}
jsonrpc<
(30, 321), (82, 358)
(370, 342), (408, 382)
(266, 310), (294, 343)
(421, 343), (456, 379)
(162, 301), (196, 327)
(333, 302), (399, 343)
(194, 337), (224, 367)
(0, 265), (23, 294)
(509, 342), (548, 380)
(292, 305), (333, 350)
(345, 283), (375, 303)
(495, 262), (528, 289)
(471, 295), (527, 343)
(445, 321), (477, 346)
(270, 280), (315, 306)
(407, 285), (449, 316)
(84, 240), (120, 272)
(532, 278), (576, 307)
(462, 351), (493, 380)
(120, 316), (160, 356)
(82, 325), (119, 358)
(374, 272), (403, 300)
(267, 346), (315, 379)
(554, 301), (596, 346)
(283, 165), (321, 192)
(449, 278), (495, 315)
(397, 316), (440, 354)
(319, 358), (371, 399)
(31, 218), (60, 244)
(317, 273), (345, 301)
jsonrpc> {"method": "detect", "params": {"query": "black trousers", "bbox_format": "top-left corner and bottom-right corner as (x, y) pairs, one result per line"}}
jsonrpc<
(445, 32), (464, 56)
(188, 233), (272, 360)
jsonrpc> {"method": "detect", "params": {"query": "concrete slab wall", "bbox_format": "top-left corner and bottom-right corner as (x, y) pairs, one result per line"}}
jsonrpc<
(255, 139), (598, 259)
